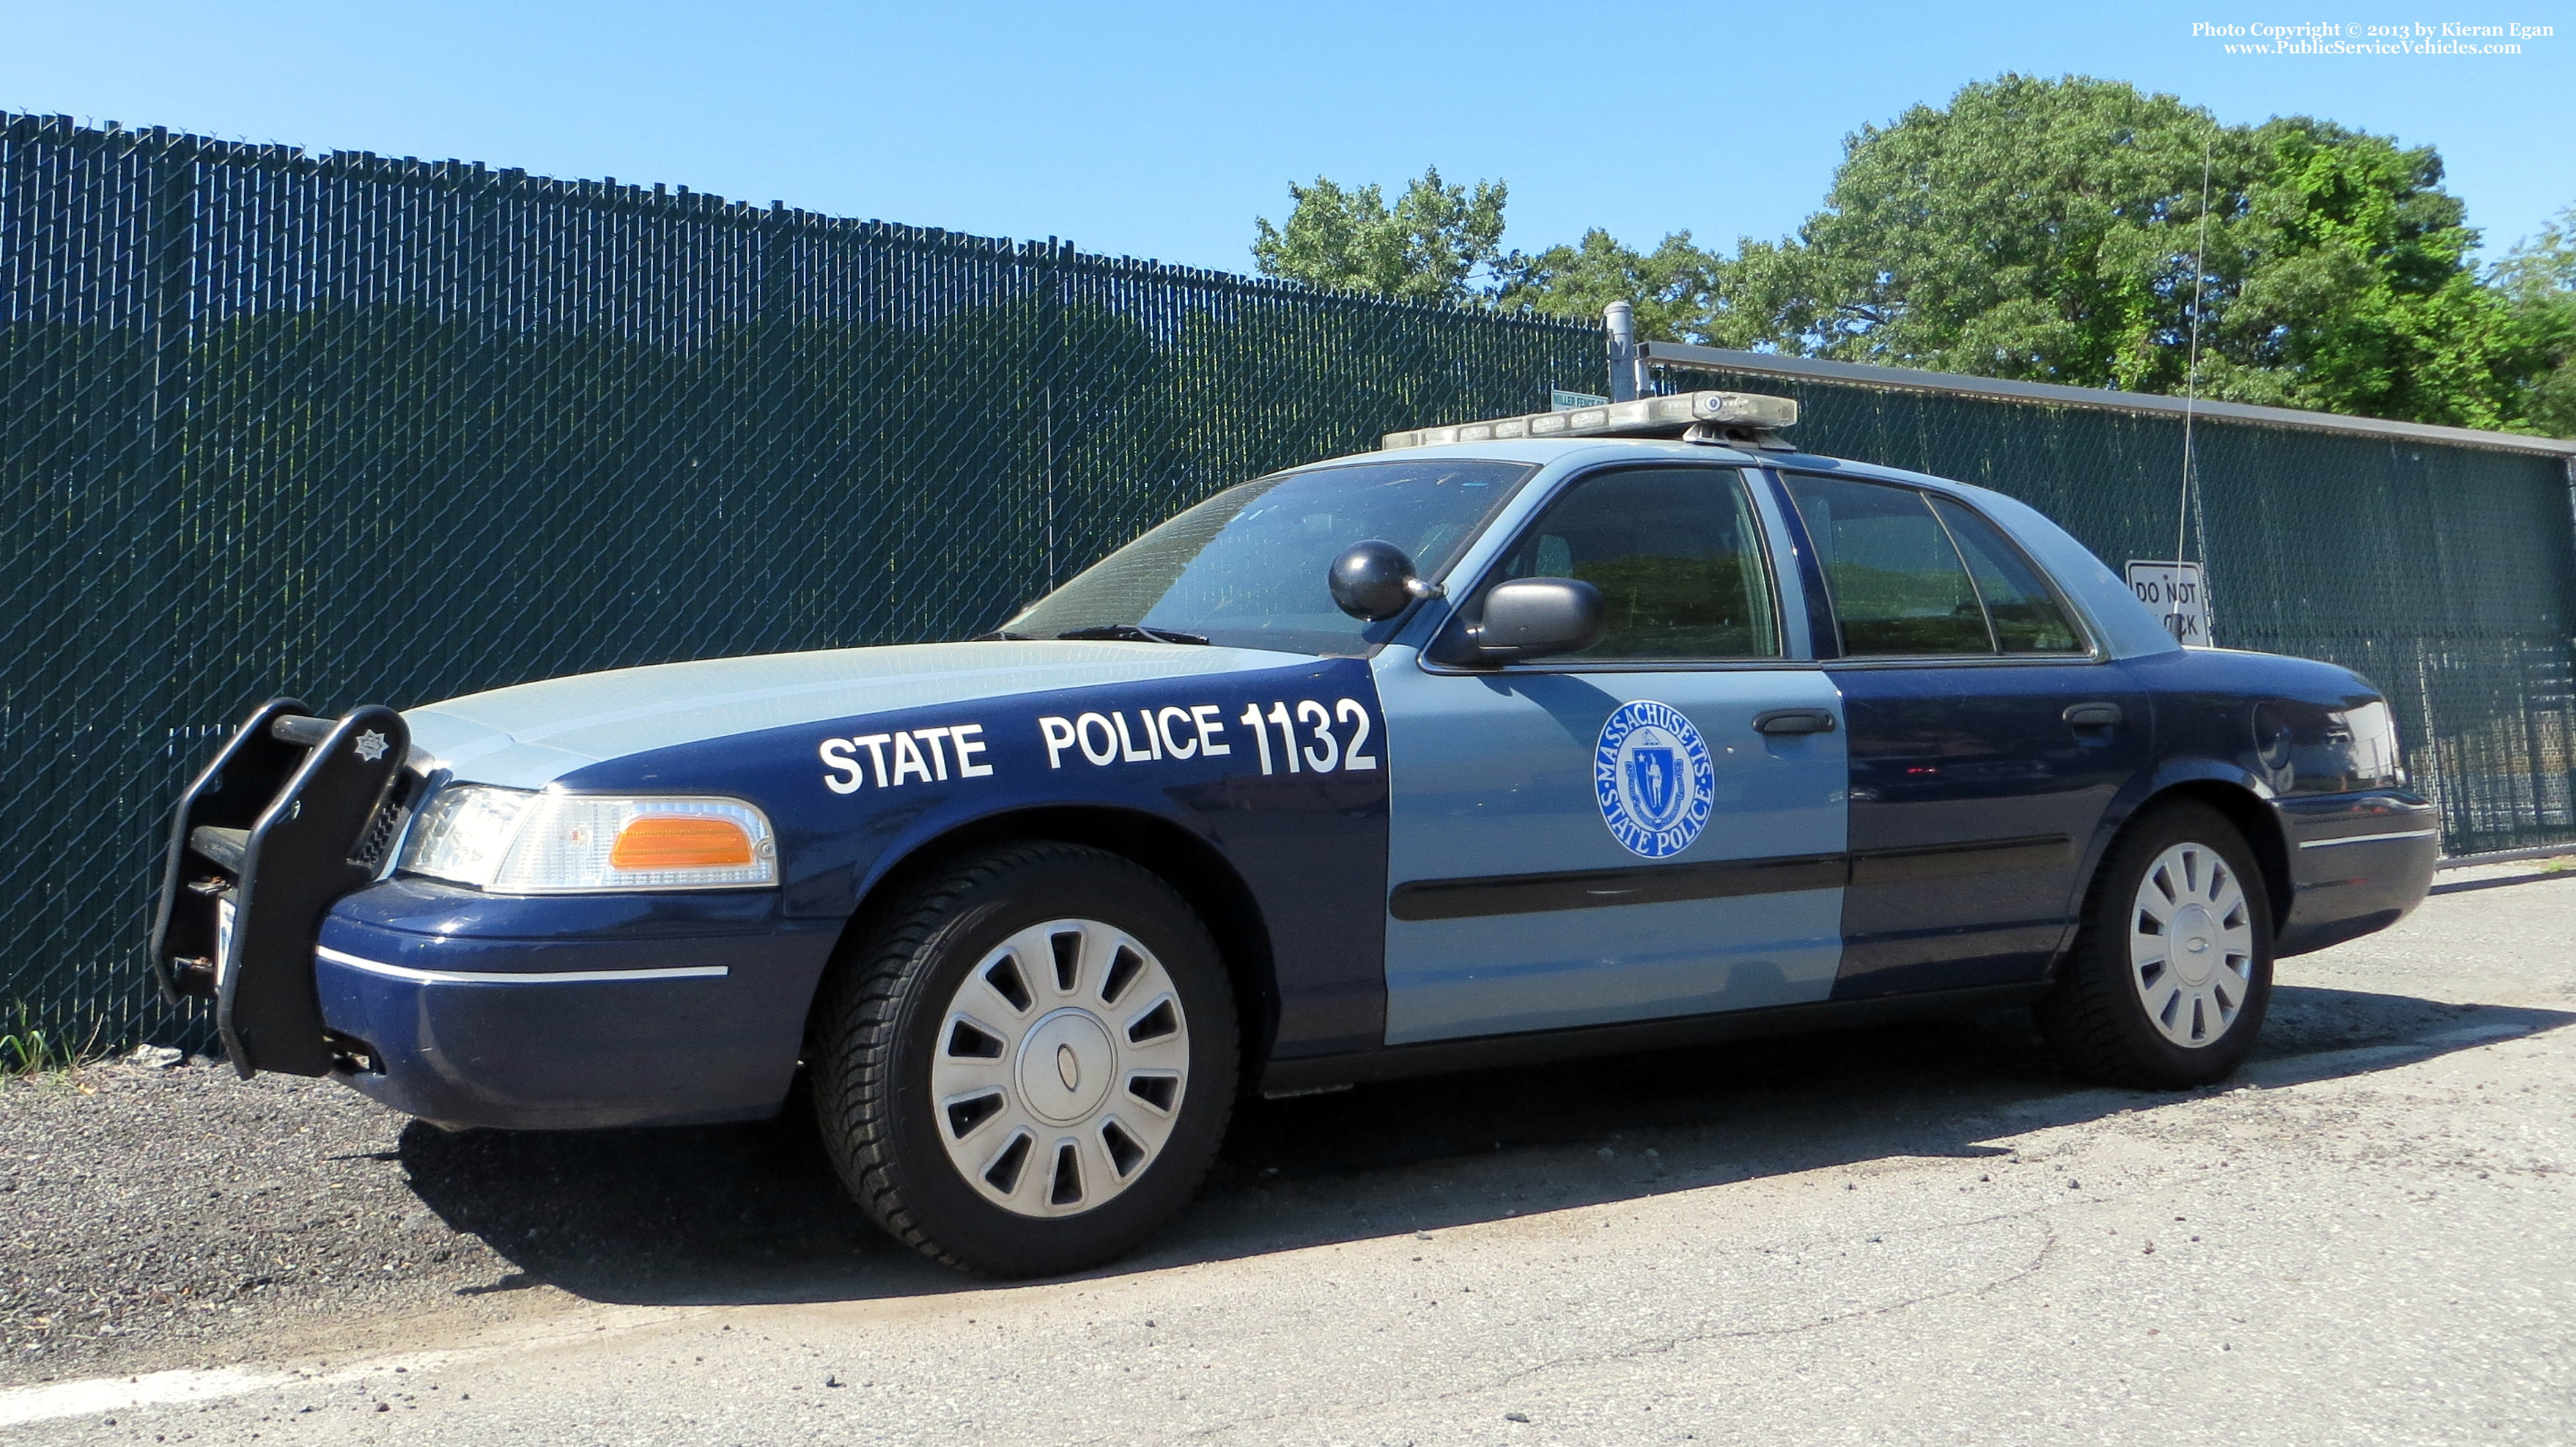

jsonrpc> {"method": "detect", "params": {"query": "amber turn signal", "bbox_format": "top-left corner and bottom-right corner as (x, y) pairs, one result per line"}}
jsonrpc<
(609, 814), (756, 871)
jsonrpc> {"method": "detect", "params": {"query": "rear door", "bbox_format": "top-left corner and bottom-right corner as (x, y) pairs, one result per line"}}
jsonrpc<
(1373, 463), (1850, 1044)
(1776, 472), (2149, 998)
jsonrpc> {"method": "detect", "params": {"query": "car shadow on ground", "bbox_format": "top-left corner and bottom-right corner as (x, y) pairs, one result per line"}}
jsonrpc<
(396, 982), (2571, 1307)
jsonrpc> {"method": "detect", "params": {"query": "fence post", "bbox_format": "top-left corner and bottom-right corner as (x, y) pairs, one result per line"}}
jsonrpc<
(1604, 301), (1638, 401)
(142, 131), (203, 1045)
(1039, 239), (1063, 586)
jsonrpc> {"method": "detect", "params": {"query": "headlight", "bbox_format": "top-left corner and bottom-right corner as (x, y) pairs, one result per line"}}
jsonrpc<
(399, 785), (778, 893)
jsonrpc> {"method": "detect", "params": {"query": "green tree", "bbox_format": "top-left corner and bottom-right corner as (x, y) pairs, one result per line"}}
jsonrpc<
(1496, 229), (1721, 342)
(1250, 168), (1508, 304)
(1743, 74), (2234, 388)
(1730, 73), (2534, 428)
(2202, 118), (2523, 427)
(2492, 205), (2576, 437)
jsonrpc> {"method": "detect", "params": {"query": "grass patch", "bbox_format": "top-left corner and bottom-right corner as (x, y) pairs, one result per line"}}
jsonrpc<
(1, 1002), (105, 1078)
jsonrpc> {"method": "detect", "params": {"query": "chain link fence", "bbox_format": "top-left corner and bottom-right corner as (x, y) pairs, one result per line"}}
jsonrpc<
(0, 114), (1601, 1053)
(1651, 353), (2576, 864)
(7, 112), (2573, 1058)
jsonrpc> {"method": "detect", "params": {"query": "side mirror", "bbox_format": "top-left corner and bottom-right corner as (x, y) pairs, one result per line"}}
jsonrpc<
(1428, 578), (1606, 666)
(1329, 540), (1439, 622)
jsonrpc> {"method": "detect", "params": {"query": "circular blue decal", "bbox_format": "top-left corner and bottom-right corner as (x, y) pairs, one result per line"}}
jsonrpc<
(1595, 700), (1716, 859)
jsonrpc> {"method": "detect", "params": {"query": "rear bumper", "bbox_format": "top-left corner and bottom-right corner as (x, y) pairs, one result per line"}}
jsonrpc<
(2274, 790), (2440, 957)
(313, 881), (839, 1130)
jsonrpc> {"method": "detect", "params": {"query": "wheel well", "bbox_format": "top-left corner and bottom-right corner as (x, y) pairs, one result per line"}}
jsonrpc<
(808, 807), (1280, 1080)
(2125, 781), (2292, 941)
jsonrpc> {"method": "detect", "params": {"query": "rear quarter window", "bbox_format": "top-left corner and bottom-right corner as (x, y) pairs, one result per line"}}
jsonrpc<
(1785, 472), (2089, 658)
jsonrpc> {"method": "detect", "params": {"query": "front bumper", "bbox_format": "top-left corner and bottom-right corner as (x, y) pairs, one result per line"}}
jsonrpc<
(314, 880), (839, 1130)
(149, 699), (416, 1076)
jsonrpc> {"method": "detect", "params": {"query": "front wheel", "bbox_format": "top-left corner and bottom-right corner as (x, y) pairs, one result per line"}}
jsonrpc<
(810, 843), (1237, 1275)
(2037, 803), (2274, 1089)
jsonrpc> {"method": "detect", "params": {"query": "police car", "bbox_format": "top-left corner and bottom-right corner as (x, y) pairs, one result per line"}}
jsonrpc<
(150, 391), (2439, 1275)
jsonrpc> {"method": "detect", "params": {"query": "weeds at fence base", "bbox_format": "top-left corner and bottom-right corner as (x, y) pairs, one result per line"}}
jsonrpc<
(1, 1001), (106, 1078)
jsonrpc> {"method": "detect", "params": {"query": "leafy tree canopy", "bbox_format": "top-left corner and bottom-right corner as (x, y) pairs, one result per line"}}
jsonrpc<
(1250, 78), (2572, 434)
(1251, 169), (1507, 305)
(1738, 74), (2531, 428)
(2492, 205), (2576, 436)
(1496, 229), (1719, 343)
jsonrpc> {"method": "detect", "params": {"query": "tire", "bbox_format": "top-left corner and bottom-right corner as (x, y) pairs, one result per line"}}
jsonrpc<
(810, 842), (1238, 1275)
(2037, 802), (2274, 1089)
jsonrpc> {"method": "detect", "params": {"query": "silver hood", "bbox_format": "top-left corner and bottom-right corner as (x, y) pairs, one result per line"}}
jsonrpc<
(404, 639), (1309, 789)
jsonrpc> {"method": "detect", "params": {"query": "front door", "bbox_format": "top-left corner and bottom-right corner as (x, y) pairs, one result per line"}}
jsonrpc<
(1776, 472), (2150, 998)
(1374, 464), (1850, 1045)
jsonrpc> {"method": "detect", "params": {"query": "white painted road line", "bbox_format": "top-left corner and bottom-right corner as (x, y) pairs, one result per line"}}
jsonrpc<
(0, 1366), (284, 1427)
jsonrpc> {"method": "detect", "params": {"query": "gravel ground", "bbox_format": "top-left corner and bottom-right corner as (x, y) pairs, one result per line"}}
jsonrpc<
(0, 1061), (491, 1381)
(0, 1061), (890, 1385)
(2, 862), (2567, 1435)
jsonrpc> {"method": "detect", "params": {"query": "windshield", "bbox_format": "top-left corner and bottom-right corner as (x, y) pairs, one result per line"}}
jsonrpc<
(1004, 458), (1538, 655)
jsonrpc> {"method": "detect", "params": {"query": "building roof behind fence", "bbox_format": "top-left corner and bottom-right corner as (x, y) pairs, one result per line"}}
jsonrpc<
(1639, 342), (2576, 460)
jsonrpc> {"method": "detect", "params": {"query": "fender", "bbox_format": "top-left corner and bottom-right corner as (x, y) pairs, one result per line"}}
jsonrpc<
(558, 655), (1395, 1066)
(2118, 758), (2295, 940)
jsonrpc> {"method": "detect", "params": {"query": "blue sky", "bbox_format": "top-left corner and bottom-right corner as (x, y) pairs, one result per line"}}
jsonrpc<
(3, 1), (2568, 272)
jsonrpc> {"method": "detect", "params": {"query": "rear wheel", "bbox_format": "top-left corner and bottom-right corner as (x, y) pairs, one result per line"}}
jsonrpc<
(2037, 803), (2273, 1089)
(810, 843), (1237, 1275)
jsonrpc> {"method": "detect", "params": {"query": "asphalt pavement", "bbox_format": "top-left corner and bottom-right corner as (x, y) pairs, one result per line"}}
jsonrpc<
(4, 864), (2571, 1445)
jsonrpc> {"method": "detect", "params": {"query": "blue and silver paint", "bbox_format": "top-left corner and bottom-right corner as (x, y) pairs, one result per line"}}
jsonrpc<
(308, 437), (2440, 1130)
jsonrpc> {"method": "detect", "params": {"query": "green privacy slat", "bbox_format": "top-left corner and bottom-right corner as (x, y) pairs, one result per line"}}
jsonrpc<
(0, 114), (1600, 1052)
(1657, 361), (2576, 867)
(4, 111), (2570, 1055)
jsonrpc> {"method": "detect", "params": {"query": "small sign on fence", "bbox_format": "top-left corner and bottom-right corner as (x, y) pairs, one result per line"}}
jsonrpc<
(2125, 560), (2209, 646)
(1551, 389), (1609, 411)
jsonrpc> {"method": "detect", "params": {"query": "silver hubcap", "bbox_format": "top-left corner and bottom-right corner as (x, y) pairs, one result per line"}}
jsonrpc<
(2130, 842), (2255, 1048)
(931, 918), (1189, 1218)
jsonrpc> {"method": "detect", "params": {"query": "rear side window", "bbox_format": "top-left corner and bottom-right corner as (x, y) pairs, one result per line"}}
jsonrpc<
(1491, 466), (1781, 661)
(1928, 497), (2084, 652)
(1782, 474), (1988, 655)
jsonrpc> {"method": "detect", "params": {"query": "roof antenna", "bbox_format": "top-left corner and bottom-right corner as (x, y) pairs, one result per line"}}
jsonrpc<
(2174, 138), (2215, 639)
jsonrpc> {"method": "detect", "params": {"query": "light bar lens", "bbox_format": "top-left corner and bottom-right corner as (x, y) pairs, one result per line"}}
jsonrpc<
(1381, 389), (1798, 449)
(399, 785), (777, 892)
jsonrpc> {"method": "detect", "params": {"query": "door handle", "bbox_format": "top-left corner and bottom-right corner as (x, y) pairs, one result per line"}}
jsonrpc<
(1753, 707), (1837, 735)
(2064, 702), (2124, 729)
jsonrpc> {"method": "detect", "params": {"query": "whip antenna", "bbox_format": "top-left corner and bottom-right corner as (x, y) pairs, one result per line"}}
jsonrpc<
(2173, 138), (2215, 635)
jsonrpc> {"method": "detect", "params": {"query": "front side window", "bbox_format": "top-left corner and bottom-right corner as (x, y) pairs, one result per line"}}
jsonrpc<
(1007, 459), (1535, 656)
(1487, 466), (1781, 661)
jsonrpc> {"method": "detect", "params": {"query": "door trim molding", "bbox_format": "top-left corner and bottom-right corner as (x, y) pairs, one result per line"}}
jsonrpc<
(1390, 852), (1848, 921)
(1390, 833), (2075, 921)
(1848, 833), (2075, 885)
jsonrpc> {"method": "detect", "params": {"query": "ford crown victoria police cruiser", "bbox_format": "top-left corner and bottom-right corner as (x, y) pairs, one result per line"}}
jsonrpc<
(150, 391), (2439, 1275)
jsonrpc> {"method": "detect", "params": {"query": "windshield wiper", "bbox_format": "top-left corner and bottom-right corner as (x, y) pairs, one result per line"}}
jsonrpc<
(1054, 623), (1211, 645)
(970, 630), (1034, 641)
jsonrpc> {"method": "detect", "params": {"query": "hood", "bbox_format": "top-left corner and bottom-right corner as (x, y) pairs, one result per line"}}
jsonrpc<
(405, 639), (1310, 789)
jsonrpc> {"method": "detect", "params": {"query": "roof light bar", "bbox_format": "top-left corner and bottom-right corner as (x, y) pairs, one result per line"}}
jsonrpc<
(1381, 390), (1798, 451)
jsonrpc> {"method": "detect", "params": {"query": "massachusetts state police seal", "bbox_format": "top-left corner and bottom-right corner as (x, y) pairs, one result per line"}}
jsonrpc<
(1595, 700), (1716, 858)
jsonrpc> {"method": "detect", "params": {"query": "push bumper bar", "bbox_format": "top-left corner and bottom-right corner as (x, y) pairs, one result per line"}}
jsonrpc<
(147, 698), (416, 1078)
